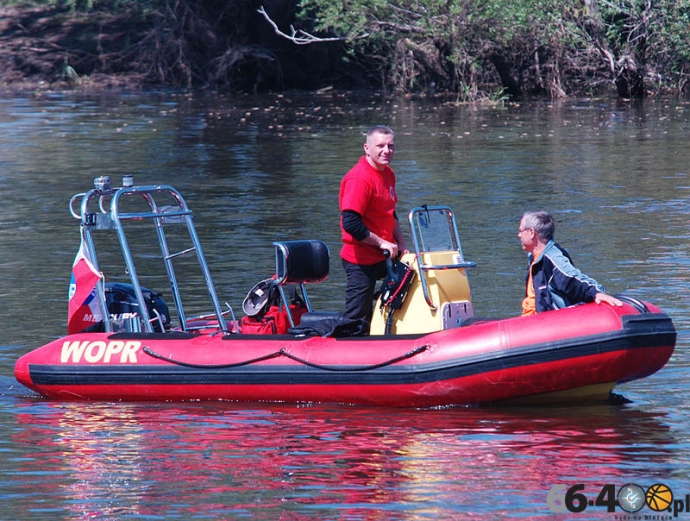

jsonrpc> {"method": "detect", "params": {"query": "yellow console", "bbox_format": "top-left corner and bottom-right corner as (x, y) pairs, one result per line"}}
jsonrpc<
(370, 250), (474, 335)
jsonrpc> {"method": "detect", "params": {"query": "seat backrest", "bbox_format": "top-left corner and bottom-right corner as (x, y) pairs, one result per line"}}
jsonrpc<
(273, 240), (330, 285)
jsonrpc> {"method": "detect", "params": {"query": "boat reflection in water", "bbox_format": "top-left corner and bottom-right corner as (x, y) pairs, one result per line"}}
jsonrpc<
(12, 402), (674, 519)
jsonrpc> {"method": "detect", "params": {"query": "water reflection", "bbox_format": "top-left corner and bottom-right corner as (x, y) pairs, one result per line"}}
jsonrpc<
(11, 402), (675, 520)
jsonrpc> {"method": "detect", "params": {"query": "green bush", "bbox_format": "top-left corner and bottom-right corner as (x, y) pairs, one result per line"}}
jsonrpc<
(296, 0), (690, 98)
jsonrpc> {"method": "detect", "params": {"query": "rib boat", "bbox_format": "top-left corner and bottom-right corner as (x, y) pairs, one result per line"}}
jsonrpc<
(14, 177), (676, 407)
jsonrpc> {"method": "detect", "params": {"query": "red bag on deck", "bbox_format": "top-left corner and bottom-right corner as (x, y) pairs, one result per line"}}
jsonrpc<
(240, 314), (278, 334)
(240, 304), (307, 335)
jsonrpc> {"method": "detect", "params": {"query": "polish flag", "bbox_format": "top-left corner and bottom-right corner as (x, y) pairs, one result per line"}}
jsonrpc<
(67, 231), (104, 334)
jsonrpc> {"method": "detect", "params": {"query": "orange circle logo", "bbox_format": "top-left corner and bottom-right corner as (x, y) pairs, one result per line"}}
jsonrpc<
(646, 483), (673, 512)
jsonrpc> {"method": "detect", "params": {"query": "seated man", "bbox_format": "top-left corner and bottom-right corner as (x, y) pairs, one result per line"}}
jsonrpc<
(518, 210), (622, 315)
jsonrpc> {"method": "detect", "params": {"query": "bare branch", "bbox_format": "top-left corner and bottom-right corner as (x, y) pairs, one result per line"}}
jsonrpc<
(375, 20), (426, 34)
(258, 6), (363, 45)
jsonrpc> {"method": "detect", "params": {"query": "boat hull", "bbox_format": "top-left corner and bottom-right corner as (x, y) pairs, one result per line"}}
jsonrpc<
(14, 302), (676, 407)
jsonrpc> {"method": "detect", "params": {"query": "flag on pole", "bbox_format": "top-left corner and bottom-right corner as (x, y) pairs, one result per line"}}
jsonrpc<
(68, 229), (104, 334)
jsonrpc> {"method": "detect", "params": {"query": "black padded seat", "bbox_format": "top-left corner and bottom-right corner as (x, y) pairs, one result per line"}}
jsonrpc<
(298, 311), (341, 329)
(273, 240), (330, 327)
(274, 240), (330, 284)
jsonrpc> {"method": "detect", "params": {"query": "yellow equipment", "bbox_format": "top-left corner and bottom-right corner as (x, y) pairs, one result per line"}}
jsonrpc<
(370, 206), (476, 335)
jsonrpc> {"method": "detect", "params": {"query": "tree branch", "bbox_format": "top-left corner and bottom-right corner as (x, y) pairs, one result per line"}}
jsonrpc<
(258, 6), (364, 45)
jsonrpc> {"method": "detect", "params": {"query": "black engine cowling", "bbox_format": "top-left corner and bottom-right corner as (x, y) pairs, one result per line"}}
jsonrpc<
(105, 282), (171, 332)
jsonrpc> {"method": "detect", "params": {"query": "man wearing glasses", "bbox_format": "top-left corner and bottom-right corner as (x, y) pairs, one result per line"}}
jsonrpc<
(518, 210), (623, 316)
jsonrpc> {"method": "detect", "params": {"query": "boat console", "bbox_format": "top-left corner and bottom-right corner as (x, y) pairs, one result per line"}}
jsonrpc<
(369, 205), (476, 335)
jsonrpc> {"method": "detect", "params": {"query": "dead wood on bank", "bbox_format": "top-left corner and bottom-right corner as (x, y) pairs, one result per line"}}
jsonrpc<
(0, 1), (348, 92)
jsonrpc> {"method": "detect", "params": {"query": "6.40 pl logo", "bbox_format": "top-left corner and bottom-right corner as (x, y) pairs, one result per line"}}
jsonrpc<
(547, 483), (685, 516)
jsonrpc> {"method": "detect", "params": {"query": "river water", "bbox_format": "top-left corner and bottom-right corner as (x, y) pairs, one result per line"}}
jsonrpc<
(1, 90), (689, 520)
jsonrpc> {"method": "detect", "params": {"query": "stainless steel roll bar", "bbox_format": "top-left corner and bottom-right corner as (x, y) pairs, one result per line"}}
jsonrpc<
(69, 176), (228, 333)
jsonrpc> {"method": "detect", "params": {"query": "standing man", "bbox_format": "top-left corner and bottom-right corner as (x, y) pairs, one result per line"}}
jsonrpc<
(339, 125), (408, 333)
(518, 210), (622, 315)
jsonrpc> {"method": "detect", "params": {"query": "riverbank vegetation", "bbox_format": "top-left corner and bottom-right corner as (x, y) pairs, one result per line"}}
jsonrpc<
(1, 0), (688, 100)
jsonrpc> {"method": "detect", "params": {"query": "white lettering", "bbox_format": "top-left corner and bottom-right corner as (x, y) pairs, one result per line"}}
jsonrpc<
(61, 340), (90, 363)
(60, 339), (142, 363)
(110, 312), (138, 320)
(121, 341), (140, 363)
(84, 341), (107, 363)
(103, 341), (124, 363)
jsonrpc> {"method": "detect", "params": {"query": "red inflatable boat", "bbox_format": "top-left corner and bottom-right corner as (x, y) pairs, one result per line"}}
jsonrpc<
(14, 178), (676, 407)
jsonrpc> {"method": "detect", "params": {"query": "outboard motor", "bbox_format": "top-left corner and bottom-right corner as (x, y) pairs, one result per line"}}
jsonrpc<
(105, 282), (171, 332)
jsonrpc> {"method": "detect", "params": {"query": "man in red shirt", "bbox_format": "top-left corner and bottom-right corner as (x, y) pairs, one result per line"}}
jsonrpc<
(339, 125), (408, 333)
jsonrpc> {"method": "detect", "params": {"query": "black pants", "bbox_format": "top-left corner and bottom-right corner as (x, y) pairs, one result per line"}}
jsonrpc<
(342, 258), (387, 329)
